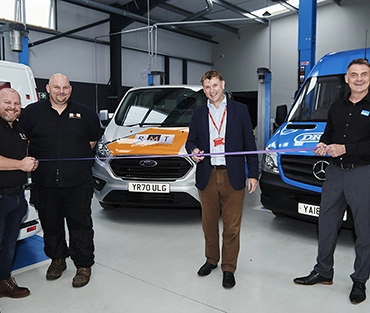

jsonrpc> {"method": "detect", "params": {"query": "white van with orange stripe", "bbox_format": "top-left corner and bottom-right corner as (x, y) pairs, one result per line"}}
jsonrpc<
(0, 60), (41, 239)
(93, 85), (207, 209)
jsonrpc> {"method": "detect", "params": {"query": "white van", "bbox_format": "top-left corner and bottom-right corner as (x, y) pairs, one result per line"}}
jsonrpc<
(93, 85), (206, 209)
(0, 60), (41, 240)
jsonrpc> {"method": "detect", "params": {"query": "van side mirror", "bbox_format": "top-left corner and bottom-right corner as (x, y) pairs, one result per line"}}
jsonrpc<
(99, 109), (109, 121)
(274, 104), (287, 130)
(99, 109), (112, 127)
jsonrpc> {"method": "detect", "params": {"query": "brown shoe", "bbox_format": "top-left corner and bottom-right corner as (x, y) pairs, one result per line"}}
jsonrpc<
(0, 277), (30, 298)
(46, 258), (67, 280)
(72, 267), (91, 287)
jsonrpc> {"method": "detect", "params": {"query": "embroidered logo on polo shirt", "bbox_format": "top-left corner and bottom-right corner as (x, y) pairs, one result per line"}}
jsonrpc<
(69, 113), (81, 119)
(361, 110), (370, 117)
(19, 133), (28, 140)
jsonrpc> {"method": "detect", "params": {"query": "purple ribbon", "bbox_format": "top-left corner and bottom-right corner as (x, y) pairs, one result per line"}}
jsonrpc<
(37, 147), (314, 162)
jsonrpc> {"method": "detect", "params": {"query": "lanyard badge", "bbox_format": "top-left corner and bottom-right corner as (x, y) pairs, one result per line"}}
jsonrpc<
(209, 106), (227, 147)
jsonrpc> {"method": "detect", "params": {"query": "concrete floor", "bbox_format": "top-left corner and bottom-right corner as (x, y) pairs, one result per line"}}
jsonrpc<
(1, 187), (365, 313)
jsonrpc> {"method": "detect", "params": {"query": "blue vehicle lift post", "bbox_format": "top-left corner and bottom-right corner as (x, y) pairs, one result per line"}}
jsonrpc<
(256, 67), (271, 155)
(0, 22), (29, 65)
(298, 0), (317, 87)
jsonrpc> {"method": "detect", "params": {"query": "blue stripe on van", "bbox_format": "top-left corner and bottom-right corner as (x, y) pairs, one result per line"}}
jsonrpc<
(12, 235), (48, 270)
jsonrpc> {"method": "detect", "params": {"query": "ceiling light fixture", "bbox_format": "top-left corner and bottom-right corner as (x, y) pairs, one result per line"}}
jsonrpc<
(271, 0), (298, 13)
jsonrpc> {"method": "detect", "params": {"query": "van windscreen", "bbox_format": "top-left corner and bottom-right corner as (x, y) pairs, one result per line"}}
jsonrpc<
(0, 82), (11, 90)
(114, 88), (206, 127)
(288, 75), (350, 122)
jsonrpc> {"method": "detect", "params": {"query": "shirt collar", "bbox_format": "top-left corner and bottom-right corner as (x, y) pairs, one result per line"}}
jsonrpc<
(0, 117), (16, 129)
(207, 95), (227, 110)
(345, 91), (370, 104)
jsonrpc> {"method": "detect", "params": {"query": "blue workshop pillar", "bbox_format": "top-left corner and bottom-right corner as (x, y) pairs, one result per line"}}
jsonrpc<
(256, 67), (271, 154)
(19, 35), (29, 65)
(298, 0), (317, 88)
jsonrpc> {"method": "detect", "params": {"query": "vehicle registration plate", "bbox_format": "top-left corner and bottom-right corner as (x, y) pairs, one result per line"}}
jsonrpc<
(128, 182), (170, 193)
(298, 203), (320, 217)
(298, 203), (347, 221)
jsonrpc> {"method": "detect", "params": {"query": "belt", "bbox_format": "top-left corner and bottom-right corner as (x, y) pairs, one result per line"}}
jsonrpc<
(0, 185), (23, 195)
(331, 160), (367, 170)
(212, 165), (227, 170)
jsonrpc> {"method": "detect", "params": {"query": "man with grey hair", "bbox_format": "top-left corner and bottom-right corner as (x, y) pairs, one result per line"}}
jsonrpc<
(294, 58), (370, 305)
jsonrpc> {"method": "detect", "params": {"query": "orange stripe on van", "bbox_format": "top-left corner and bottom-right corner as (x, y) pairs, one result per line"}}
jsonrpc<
(106, 127), (189, 156)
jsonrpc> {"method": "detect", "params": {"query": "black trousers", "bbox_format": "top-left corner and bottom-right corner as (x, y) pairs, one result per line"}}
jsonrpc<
(314, 164), (370, 283)
(31, 180), (95, 268)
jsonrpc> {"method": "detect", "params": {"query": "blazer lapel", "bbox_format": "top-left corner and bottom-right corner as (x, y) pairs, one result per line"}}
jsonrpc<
(201, 104), (210, 150)
(225, 100), (234, 143)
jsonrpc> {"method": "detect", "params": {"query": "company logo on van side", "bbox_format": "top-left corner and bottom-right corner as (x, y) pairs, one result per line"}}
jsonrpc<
(133, 134), (175, 145)
(294, 132), (322, 146)
(106, 127), (188, 156)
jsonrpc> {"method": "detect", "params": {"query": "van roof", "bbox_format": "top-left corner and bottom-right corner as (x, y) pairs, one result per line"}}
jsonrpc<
(128, 85), (203, 92)
(0, 60), (38, 108)
(309, 48), (370, 77)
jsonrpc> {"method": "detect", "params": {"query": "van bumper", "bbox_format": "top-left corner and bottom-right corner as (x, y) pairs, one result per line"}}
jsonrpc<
(260, 171), (353, 228)
(18, 190), (42, 240)
(93, 158), (200, 209)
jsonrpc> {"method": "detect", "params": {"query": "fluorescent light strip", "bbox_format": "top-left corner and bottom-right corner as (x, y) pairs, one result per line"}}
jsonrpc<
(251, 0), (327, 19)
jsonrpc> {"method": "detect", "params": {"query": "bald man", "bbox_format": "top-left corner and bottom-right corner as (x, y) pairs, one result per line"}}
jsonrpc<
(20, 74), (101, 288)
(0, 88), (38, 298)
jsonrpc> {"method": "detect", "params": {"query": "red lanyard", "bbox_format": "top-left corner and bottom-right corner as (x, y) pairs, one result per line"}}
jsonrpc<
(208, 106), (227, 136)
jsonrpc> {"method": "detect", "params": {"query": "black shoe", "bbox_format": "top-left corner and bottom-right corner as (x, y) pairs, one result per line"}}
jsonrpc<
(222, 271), (236, 289)
(293, 270), (333, 285)
(197, 262), (217, 276)
(350, 281), (366, 304)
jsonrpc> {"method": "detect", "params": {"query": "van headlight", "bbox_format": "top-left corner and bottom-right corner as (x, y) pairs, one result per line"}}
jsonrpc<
(96, 138), (112, 160)
(262, 149), (279, 174)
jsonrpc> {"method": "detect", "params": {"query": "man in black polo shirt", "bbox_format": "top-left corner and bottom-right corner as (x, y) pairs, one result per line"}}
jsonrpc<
(20, 74), (101, 288)
(0, 88), (39, 298)
(294, 58), (370, 304)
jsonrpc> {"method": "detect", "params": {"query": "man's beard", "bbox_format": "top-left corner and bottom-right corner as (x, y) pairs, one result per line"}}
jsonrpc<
(0, 110), (19, 123)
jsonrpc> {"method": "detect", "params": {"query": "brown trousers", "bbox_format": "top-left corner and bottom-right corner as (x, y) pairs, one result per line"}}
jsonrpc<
(198, 168), (245, 273)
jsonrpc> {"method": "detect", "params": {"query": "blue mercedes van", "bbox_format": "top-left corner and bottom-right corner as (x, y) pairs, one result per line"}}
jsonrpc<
(260, 48), (370, 228)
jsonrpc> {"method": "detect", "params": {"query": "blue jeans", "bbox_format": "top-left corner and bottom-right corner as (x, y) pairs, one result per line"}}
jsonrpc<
(0, 188), (27, 280)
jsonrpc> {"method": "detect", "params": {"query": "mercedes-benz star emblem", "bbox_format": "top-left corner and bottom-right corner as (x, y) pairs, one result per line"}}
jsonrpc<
(312, 160), (329, 181)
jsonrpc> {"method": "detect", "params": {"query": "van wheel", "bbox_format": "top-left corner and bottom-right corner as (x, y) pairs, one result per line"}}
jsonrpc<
(99, 202), (119, 210)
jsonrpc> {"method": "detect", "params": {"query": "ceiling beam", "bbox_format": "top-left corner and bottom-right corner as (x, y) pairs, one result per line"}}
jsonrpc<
(29, 18), (110, 47)
(158, 3), (240, 36)
(61, 0), (217, 43)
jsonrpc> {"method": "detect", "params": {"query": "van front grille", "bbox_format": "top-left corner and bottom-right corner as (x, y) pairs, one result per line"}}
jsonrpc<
(109, 156), (192, 180)
(281, 155), (328, 187)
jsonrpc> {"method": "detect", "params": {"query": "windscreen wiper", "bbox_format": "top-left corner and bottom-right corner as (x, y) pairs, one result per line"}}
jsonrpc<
(123, 122), (163, 127)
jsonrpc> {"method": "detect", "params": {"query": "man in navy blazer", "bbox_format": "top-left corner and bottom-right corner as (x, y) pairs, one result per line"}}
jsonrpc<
(186, 70), (258, 288)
